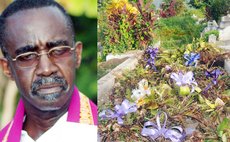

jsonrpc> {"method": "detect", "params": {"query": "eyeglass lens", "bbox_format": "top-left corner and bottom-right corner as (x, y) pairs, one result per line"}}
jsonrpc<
(15, 46), (73, 67)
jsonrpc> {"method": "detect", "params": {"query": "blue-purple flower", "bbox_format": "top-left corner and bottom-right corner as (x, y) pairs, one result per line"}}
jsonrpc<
(99, 99), (137, 125)
(203, 69), (222, 92)
(205, 69), (221, 85)
(184, 53), (200, 67)
(141, 111), (186, 142)
(145, 46), (159, 70)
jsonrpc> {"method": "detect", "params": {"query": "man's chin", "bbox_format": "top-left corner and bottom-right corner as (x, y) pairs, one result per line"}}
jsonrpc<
(28, 92), (63, 111)
(37, 105), (62, 112)
(32, 93), (67, 111)
(36, 92), (62, 101)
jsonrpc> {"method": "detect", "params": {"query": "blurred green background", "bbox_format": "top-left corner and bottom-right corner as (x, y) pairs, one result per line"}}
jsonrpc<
(0, 0), (97, 128)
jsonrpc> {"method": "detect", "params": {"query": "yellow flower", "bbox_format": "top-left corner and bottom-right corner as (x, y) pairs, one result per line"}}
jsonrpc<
(205, 97), (225, 109)
(106, 0), (139, 15)
(127, 5), (139, 14)
(137, 98), (147, 107)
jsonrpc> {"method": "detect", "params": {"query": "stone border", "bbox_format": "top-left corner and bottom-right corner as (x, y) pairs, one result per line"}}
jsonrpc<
(224, 59), (230, 74)
(98, 51), (143, 104)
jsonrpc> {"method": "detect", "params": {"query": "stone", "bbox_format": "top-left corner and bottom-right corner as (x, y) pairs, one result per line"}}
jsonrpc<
(224, 59), (230, 74)
(220, 14), (230, 29)
(218, 26), (230, 51)
(219, 26), (230, 41)
(221, 14), (230, 22)
(106, 50), (142, 61)
(208, 34), (217, 43)
(98, 51), (143, 104)
(220, 21), (230, 29)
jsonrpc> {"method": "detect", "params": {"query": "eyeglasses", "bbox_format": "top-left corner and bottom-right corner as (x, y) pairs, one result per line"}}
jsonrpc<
(8, 46), (75, 68)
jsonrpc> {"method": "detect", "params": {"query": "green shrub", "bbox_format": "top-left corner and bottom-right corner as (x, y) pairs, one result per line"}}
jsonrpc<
(98, 0), (156, 58)
(154, 15), (205, 49)
(188, 0), (230, 22)
(186, 8), (205, 19)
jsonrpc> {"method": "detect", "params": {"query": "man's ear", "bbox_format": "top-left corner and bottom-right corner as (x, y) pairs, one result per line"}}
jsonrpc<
(74, 41), (83, 68)
(0, 57), (14, 80)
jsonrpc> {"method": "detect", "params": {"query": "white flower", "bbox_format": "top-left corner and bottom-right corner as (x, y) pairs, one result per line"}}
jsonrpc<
(138, 79), (151, 96)
(131, 89), (144, 102)
(131, 79), (152, 102)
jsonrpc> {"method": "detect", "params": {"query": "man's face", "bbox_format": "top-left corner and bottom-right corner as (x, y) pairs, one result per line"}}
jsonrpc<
(3, 7), (78, 111)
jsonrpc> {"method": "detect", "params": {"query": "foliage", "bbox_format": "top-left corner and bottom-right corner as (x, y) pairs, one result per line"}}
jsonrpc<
(98, 0), (156, 58)
(98, 40), (230, 141)
(203, 30), (219, 42)
(217, 118), (230, 142)
(159, 0), (186, 18)
(188, 0), (207, 9)
(186, 8), (205, 19)
(154, 15), (205, 49)
(160, 0), (177, 18)
(207, 0), (230, 22)
(188, 0), (230, 22)
(173, 0), (186, 16)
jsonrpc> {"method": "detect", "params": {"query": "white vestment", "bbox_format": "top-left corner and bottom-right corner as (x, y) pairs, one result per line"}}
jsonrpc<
(20, 113), (97, 142)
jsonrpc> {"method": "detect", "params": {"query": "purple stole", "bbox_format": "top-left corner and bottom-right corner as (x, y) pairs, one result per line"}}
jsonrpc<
(0, 86), (97, 142)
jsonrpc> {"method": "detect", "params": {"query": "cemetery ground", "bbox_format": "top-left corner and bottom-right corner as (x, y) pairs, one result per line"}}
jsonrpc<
(98, 41), (229, 142)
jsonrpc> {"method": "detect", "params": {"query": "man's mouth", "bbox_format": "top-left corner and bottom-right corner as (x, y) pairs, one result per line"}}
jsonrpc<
(31, 75), (68, 100)
(36, 84), (63, 94)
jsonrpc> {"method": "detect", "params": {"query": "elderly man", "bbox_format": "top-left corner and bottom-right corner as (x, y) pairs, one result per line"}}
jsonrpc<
(0, 0), (97, 142)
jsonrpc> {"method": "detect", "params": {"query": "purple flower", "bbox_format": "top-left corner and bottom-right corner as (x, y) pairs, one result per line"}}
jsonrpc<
(145, 46), (159, 70)
(184, 53), (200, 67)
(170, 71), (198, 92)
(205, 69), (221, 85)
(141, 112), (186, 142)
(203, 69), (222, 92)
(99, 99), (137, 125)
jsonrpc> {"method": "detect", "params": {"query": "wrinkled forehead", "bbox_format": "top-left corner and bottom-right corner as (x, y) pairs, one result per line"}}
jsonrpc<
(4, 6), (72, 51)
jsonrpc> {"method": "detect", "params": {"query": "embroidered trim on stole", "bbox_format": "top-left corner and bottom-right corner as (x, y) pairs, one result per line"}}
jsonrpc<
(79, 93), (94, 125)
(2, 121), (13, 142)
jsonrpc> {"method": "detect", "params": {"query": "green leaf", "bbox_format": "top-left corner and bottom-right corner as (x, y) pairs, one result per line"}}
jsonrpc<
(217, 118), (230, 137)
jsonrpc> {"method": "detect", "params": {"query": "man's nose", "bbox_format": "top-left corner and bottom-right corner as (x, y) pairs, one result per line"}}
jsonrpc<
(35, 53), (58, 76)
